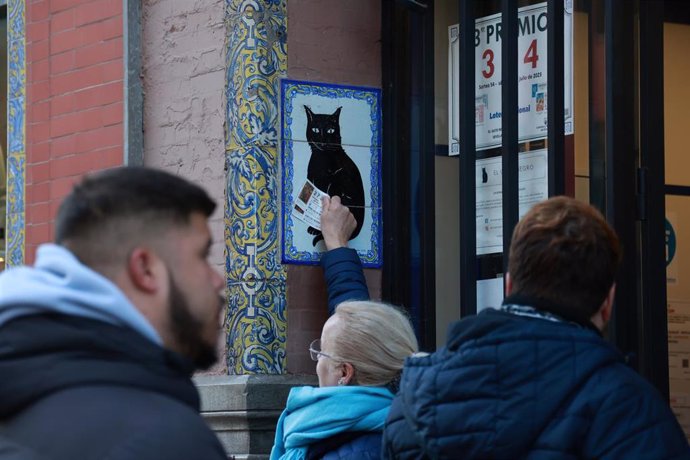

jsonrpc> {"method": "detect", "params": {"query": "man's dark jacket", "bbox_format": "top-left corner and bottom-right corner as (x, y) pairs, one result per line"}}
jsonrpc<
(0, 314), (227, 460)
(383, 301), (690, 459)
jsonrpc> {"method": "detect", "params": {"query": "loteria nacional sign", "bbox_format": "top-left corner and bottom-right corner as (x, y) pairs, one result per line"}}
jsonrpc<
(448, 1), (574, 154)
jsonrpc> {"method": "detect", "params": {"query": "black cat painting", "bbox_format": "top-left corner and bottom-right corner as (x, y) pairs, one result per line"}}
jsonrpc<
(304, 105), (365, 246)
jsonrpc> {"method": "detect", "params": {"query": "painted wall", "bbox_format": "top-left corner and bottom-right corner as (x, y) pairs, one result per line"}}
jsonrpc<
(141, 0), (227, 374)
(572, 11), (590, 202)
(664, 23), (690, 188)
(24, 0), (124, 263)
(433, 0), (460, 348)
(286, 0), (382, 373)
(141, 0), (226, 269)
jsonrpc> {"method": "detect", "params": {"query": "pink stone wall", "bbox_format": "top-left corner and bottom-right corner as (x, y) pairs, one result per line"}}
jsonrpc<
(141, 0), (226, 270)
(286, 0), (382, 374)
(288, 0), (382, 87)
(141, 0), (227, 373)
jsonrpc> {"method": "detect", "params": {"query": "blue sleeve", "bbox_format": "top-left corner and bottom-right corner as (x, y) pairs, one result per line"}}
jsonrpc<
(320, 248), (370, 315)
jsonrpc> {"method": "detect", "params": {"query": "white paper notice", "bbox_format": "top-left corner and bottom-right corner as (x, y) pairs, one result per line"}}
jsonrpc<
(477, 277), (504, 313)
(475, 149), (548, 255)
(292, 180), (328, 231)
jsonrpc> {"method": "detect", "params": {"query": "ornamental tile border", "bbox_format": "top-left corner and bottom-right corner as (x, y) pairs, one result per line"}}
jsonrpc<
(224, 0), (287, 375)
(280, 79), (383, 268)
(6, 0), (26, 267)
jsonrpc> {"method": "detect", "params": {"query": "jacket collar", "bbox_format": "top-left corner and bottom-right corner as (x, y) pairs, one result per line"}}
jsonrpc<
(502, 294), (602, 337)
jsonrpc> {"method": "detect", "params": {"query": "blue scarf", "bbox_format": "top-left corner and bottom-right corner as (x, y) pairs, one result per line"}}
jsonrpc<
(270, 385), (393, 460)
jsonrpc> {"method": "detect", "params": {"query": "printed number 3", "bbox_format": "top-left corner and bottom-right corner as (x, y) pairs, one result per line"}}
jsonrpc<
(482, 49), (495, 78)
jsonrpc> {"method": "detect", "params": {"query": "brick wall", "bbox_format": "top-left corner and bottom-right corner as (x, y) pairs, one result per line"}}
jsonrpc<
(286, 0), (382, 374)
(25, 0), (124, 262)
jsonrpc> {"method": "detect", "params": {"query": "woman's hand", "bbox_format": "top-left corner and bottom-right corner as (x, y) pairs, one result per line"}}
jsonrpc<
(320, 196), (357, 251)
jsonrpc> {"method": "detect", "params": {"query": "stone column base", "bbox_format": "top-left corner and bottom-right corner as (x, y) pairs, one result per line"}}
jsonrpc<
(194, 374), (317, 459)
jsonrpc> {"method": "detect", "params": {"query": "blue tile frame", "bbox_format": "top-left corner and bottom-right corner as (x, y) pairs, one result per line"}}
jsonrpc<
(5, 0), (25, 268)
(280, 79), (383, 268)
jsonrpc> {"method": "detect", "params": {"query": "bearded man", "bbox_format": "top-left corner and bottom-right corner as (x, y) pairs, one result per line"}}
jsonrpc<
(0, 167), (227, 459)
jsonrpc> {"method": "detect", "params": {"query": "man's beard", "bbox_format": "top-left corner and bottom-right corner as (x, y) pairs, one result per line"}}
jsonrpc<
(168, 274), (223, 370)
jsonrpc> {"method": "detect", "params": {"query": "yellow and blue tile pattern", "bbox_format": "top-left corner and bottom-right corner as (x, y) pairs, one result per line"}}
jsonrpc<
(6, 0), (26, 268)
(225, 0), (288, 374)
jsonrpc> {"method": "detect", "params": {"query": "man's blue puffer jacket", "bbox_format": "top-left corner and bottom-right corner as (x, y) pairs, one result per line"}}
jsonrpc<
(383, 307), (690, 459)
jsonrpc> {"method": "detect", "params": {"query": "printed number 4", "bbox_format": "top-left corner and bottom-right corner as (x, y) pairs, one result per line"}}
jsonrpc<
(524, 39), (539, 69)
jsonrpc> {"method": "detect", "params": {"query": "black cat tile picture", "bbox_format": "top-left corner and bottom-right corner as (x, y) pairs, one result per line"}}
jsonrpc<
(303, 105), (365, 246)
(281, 80), (382, 267)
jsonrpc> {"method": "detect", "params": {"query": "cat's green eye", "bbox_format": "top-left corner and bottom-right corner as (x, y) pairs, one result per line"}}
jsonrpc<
(312, 128), (320, 133)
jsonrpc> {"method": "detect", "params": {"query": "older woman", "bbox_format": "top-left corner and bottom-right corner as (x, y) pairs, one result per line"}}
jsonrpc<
(270, 300), (418, 460)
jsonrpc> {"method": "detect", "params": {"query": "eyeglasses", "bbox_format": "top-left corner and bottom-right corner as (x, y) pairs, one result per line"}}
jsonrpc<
(309, 339), (335, 362)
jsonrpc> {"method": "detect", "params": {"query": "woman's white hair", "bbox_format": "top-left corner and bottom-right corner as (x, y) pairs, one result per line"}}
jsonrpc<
(330, 300), (418, 387)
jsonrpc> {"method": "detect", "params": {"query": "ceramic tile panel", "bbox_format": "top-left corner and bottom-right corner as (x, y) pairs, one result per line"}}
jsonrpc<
(5, 140), (23, 217)
(225, 145), (286, 283)
(225, 279), (287, 374)
(225, 0), (287, 374)
(283, 140), (382, 267)
(280, 80), (382, 267)
(5, 0), (25, 268)
(226, 0), (286, 14)
(226, 1), (287, 152)
(281, 83), (382, 148)
(5, 212), (23, 266)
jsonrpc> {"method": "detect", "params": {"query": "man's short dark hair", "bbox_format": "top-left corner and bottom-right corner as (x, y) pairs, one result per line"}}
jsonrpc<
(508, 196), (621, 322)
(55, 167), (216, 268)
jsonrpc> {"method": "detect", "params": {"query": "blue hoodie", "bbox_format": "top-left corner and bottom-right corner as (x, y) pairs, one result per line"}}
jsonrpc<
(0, 243), (161, 345)
(0, 245), (227, 460)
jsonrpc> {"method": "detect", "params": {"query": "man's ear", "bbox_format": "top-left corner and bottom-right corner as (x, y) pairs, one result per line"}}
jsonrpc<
(127, 247), (165, 293)
(590, 283), (616, 331)
(505, 273), (513, 296)
(600, 283), (616, 324)
(340, 362), (356, 385)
